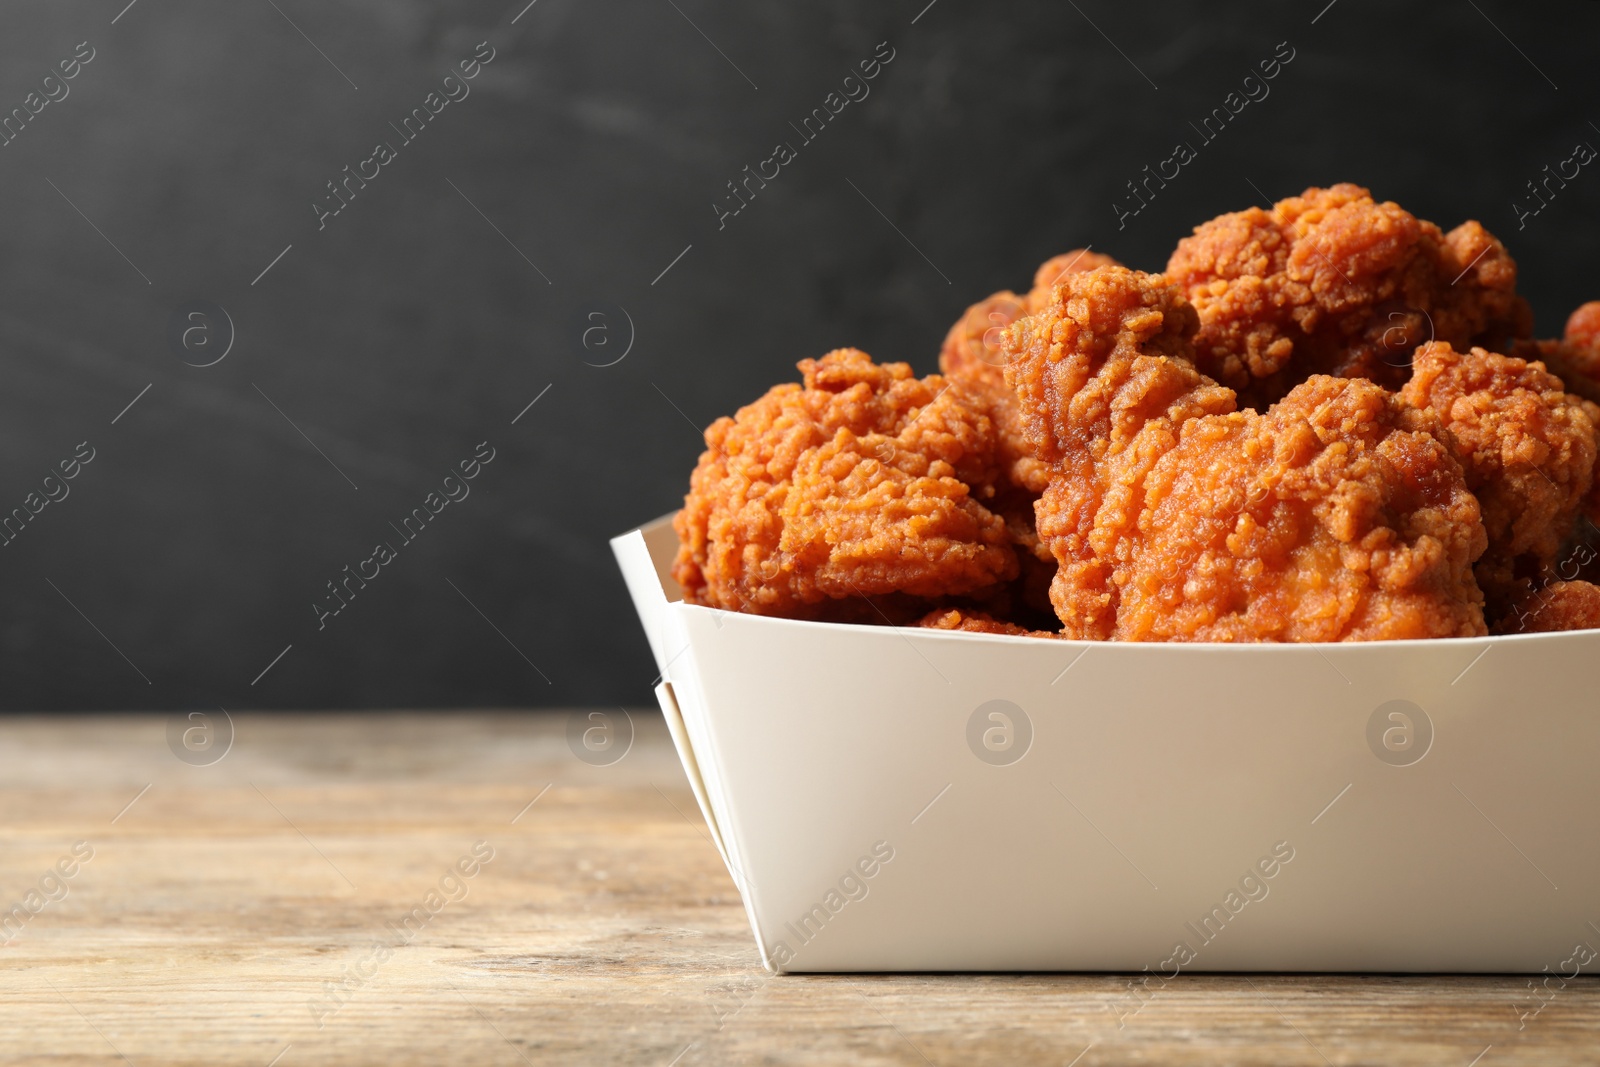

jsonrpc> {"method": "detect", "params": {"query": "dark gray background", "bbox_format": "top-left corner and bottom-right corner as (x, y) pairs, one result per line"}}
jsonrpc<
(0, 0), (1595, 711)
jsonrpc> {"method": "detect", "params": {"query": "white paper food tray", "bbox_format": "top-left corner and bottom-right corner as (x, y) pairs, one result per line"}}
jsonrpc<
(614, 513), (1600, 974)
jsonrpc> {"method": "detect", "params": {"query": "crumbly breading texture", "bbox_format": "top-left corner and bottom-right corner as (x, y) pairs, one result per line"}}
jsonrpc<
(938, 250), (1126, 391)
(1494, 580), (1600, 634)
(1516, 302), (1600, 406)
(1030, 250), (1126, 305)
(939, 289), (1045, 495)
(667, 188), (1593, 642)
(672, 349), (1018, 619)
(1400, 342), (1597, 614)
(1002, 265), (1488, 641)
(1167, 183), (1530, 406)
(1114, 376), (1488, 641)
(1513, 339), (1600, 405)
(1001, 265), (1218, 466)
(938, 250), (1122, 495)
(1000, 266), (1234, 636)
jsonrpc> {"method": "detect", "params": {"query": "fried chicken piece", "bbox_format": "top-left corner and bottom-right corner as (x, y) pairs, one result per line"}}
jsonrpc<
(939, 289), (1042, 495)
(1569, 302), (1600, 352)
(938, 251), (1126, 390)
(673, 349), (1018, 620)
(1029, 250), (1125, 308)
(1513, 339), (1595, 404)
(938, 250), (1123, 495)
(1113, 377), (1488, 641)
(1400, 342), (1598, 616)
(1512, 302), (1600, 405)
(1001, 266), (1218, 465)
(1493, 580), (1600, 634)
(1525, 313), (1600, 554)
(916, 608), (1060, 638)
(1001, 266), (1234, 637)
(1167, 184), (1530, 406)
(939, 291), (1028, 399)
(1002, 265), (1488, 640)
(936, 251), (1126, 623)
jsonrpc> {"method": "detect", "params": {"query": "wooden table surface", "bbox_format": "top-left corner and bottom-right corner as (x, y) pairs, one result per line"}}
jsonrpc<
(1, 711), (1594, 1066)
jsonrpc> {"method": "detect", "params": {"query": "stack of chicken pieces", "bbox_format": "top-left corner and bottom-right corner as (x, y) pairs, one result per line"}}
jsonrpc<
(673, 184), (1600, 641)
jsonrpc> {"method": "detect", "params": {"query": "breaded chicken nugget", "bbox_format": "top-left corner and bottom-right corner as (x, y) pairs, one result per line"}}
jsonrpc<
(673, 349), (1018, 620)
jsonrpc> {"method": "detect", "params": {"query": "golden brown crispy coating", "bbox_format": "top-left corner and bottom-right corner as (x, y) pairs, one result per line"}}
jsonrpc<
(938, 289), (1043, 495)
(1513, 339), (1600, 405)
(938, 251), (1125, 390)
(1029, 250), (1125, 307)
(938, 250), (1123, 496)
(934, 251), (1128, 625)
(1000, 266), (1234, 636)
(1568, 302), (1600, 352)
(1002, 265), (1488, 641)
(1518, 302), (1600, 406)
(938, 290), (1027, 394)
(1167, 184), (1530, 406)
(672, 349), (1018, 620)
(1001, 265), (1219, 465)
(916, 608), (1060, 638)
(1400, 342), (1598, 615)
(1112, 377), (1488, 641)
(1494, 580), (1600, 634)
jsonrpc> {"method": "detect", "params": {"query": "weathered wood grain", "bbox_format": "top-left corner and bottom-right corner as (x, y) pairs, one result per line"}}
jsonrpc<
(0, 711), (1591, 1066)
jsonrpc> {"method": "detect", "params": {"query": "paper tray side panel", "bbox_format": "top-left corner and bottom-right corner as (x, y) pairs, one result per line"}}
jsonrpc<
(676, 609), (1600, 972)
